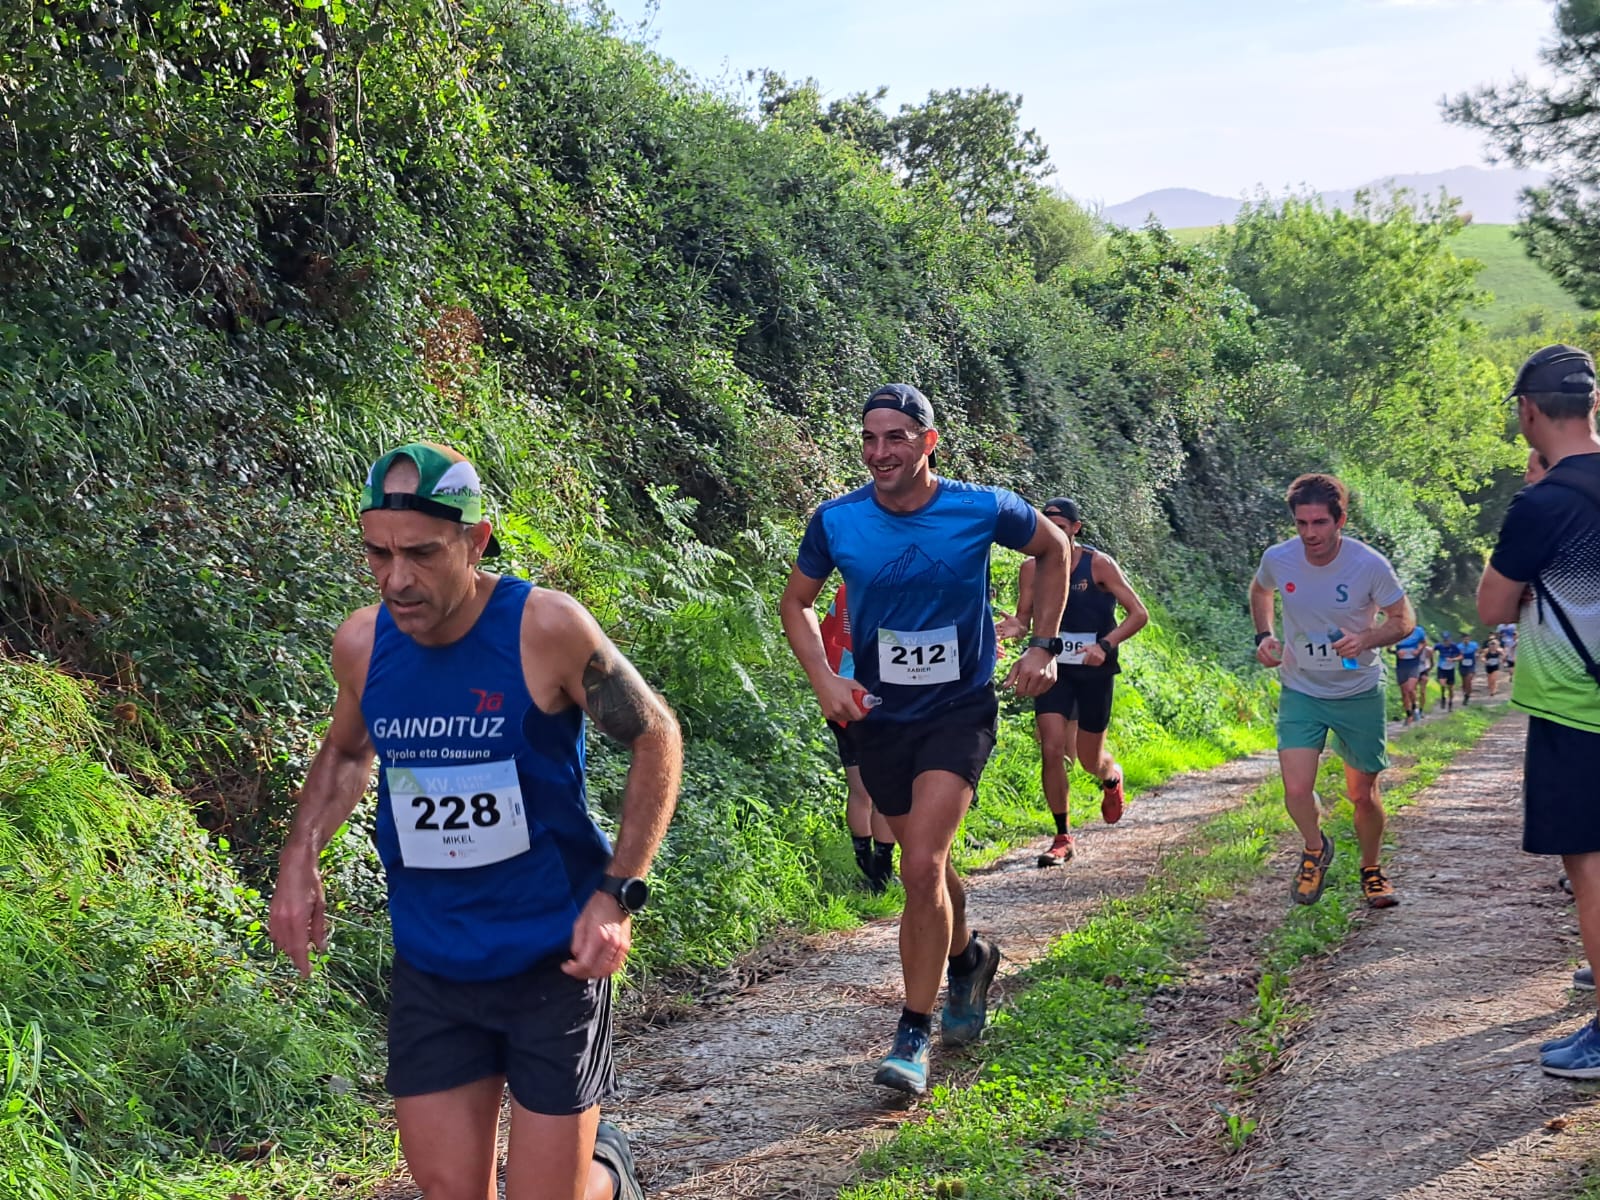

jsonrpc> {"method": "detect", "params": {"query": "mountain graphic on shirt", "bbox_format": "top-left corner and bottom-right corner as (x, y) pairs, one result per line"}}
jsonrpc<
(871, 545), (961, 589)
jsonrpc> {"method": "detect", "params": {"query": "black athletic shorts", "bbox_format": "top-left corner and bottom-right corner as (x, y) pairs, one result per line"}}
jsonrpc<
(1436, 667), (1456, 683)
(1395, 658), (1422, 684)
(1034, 670), (1115, 733)
(826, 719), (859, 770)
(851, 688), (999, 818)
(386, 952), (615, 1115)
(1524, 716), (1600, 856)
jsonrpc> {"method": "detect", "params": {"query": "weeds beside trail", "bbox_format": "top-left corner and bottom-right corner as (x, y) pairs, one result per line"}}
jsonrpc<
(840, 705), (1500, 1200)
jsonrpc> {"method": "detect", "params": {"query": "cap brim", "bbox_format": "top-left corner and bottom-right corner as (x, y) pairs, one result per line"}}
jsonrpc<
(483, 532), (503, 558)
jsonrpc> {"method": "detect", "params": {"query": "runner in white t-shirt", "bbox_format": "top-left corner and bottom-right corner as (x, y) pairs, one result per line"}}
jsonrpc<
(1250, 473), (1416, 909)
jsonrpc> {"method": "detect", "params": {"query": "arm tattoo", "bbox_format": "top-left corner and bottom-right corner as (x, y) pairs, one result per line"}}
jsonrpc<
(582, 647), (655, 745)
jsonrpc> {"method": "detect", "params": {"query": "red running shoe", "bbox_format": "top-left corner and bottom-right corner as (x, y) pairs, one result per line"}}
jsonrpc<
(1036, 833), (1075, 867)
(1100, 767), (1125, 825)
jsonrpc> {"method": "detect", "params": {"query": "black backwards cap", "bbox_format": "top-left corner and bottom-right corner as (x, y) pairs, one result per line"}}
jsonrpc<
(1509, 344), (1597, 400)
(863, 383), (937, 468)
(1042, 497), (1080, 522)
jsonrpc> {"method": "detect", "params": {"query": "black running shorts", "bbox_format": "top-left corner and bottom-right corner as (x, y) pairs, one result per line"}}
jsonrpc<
(851, 688), (999, 817)
(386, 952), (615, 1115)
(826, 718), (859, 770)
(1436, 667), (1456, 683)
(1034, 670), (1115, 734)
(1524, 716), (1600, 856)
(1395, 658), (1422, 684)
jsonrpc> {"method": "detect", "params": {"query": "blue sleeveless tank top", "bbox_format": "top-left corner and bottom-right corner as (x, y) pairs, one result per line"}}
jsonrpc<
(1057, 546), (1119, 675)
(363, 575), (612, 981)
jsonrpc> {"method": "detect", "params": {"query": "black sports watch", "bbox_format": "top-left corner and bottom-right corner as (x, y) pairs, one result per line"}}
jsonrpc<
(1254, 631), (1273, 647)
(1096, 637), (1114, 657)
(598, 874), (650, 915)
(1027, 636), (1064, 657)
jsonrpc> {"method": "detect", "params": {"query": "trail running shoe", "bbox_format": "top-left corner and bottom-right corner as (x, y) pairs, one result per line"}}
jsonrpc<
(941, 934), (1002, 1046)
(1543, 1018), (1596, 1054)
(1542, 1019), (1600, 1079)
(1291, 833), (1334, 906)
(1576, 966), (1595, 991)
(1100, 767), (1126, 825)
(873, 1023), (931, 1095)
(1036, 833), (1076, 867)
(593, 1121), (644, 1200)
(1360, 866), (1398, 909)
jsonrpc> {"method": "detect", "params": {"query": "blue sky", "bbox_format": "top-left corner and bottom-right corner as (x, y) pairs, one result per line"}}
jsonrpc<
(602, 0), (1552, 204)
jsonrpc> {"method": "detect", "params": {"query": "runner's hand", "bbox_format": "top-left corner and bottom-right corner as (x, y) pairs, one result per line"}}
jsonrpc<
(563, 891), (632, 979)
(994, 610), (1027, 640)
(1256, 636), (1283, 668)
(1331, 629), (1368, 659)
(1080, 642), (1107, 668)
(268, 854), (328, 980)
(816, 673), (871, 724)
(1005, 645), (1058, 697)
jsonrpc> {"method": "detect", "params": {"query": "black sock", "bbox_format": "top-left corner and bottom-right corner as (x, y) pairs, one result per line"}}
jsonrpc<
(949, 935), (982, 974)
(899, 1007), (932, 1034)
(852, 834), (872, 875)
(1052, 811), (1068, 836)
(872, 841), (895, 873)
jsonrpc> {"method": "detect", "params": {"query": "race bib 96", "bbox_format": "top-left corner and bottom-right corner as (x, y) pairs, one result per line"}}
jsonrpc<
(1058, 632), (1097, 666)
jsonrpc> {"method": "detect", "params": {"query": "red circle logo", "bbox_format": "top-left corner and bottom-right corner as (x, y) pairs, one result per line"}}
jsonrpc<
(1285, 582), (1297, 593)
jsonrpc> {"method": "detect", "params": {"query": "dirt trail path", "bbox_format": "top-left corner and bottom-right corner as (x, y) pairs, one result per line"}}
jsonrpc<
(610, 750), (1279, 1199)
(1057, 713), (1600, 1200)
(1252, 713), (1600, 1200)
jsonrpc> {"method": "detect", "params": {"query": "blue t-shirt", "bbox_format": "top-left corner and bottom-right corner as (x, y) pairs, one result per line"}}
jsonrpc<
(1436, 641), (1460, 668)
(796, 479), (1037, 722)
(1459, 640), (1480, 669)
(1394, 625), (1427, 661)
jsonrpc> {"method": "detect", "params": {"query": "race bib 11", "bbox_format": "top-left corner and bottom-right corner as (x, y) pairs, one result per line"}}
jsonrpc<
(878, 625), (961, 686)
(387, 758), (530, 869)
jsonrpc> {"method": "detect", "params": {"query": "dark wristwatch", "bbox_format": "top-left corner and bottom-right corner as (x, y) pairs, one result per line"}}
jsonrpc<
(1028, 636), (1064, 657)
(597, 874), (650, 915)
(1254, 631), (1273, 647)
(1096, 637), (1114, 656)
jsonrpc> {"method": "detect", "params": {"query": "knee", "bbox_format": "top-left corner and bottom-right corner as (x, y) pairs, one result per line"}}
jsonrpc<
(897, 848), (949, 900)
(1348, 782), (1380, 811)
(1038, 735), (1072, 764)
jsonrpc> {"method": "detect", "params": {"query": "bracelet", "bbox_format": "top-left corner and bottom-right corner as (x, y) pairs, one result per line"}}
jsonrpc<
(1254, 631), (1273, 647)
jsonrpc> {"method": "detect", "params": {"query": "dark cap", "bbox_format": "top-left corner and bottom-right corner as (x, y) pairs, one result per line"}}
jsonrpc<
(1042, 497), (1080, 522)
(1509, 344), (1597, 400)
(862, 383), (935, 428)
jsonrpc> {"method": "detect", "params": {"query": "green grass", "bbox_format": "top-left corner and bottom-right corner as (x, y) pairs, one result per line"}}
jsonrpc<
(1172, 223), (1589, 333)
(838, 704), (1502, 1200)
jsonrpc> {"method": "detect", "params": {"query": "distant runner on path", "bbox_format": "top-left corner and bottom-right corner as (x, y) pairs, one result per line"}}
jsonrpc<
(1478, 344), (1600, 1078)
(995, 497), (1148, 865)
(820, 583), (897, 892)
(1250, 473), (1415, 910)
(1483, 634), (1506, 699)
(268, 442), (680, 1200)
(1393, 623), (1427, 726)
(1459, 635), (1481, 705)
(1434, 632), (1461, 711)
(780, 383), (1069, 1097)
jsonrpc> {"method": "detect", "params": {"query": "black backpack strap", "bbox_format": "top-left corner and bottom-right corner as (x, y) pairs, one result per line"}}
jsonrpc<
(1530, 472), (1600, 690)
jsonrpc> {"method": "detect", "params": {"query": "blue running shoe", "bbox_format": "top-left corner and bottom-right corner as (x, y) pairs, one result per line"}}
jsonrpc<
(1575, 966), (1595, 991)
(941, 935), (1002, 1047)
(1542, 1018), (1594, 1054)
(873, 1023), (930, 1095)
(1542, 1019), (1600, 1078)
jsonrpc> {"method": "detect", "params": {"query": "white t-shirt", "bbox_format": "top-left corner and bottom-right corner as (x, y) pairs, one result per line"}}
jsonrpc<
(1254, 536), (1406, 700)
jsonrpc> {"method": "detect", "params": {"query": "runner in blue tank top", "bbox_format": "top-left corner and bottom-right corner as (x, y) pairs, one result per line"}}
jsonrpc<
(781, 384), (1070, 1097)
(996, 498), (1149, 865)
(269, 442), (679, 1200)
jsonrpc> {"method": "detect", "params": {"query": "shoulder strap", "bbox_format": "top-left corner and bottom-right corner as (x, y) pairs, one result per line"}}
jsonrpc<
(1529, 474), (1600, 689)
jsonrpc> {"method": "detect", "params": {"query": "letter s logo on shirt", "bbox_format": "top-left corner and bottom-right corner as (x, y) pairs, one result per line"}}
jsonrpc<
(1335, 584), (1349, 603)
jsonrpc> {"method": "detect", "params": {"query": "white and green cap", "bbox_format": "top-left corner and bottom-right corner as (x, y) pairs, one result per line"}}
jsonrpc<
(360, 442), (501, 556)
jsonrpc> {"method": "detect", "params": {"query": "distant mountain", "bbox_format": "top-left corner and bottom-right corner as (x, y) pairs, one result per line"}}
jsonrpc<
(1103, 166), (1550, 229)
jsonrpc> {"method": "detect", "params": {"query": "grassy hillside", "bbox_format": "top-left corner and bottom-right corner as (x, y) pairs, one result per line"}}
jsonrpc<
(1174, 222), (1590, 333)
